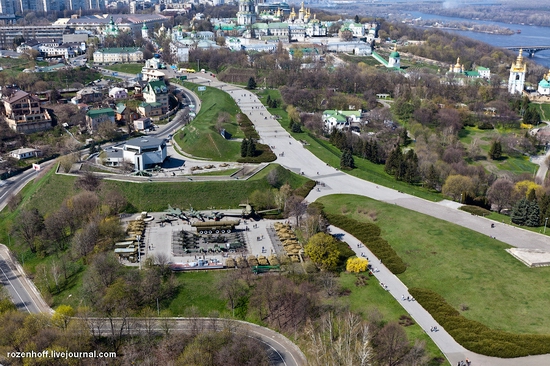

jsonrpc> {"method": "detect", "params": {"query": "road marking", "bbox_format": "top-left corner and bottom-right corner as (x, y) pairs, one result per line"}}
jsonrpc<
(0, 253), (31, 313)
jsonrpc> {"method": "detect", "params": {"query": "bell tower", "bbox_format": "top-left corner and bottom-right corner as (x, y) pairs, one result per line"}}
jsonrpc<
(508, 49), (527, 94)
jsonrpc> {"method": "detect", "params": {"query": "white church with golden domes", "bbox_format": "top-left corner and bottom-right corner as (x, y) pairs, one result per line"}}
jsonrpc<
(508, 49), (526, 95)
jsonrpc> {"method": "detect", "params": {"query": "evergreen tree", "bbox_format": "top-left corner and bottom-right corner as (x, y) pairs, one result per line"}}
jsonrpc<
(384, 145), (402, 175)
(526, 200), (541, 227)
(291, 121), (302, 133)
(354, 15), (360, 23)
(426, 164), (440, 190)
(241, 138), (249, 157)
(403, 150), (420, 183)
(488, 140), (502, 160)
(400, 128), (411, 146)
(246, 138), (256, 157)
(538, 193), (550, 225)
(511, 198), (530, 225)
(266, 95), (272, 107)
(340, 149), (355, 169)
(527, 188), (537, 202)
(247, 77), (257, 90)
(370, 141), (379, 163)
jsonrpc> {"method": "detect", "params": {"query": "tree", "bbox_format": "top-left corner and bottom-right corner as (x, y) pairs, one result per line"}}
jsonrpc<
(374, 322), (411, 366)
(425, 165), (440, 190)
(52, 304), (75, 330)
(13, 208), (44, 253)
(246, 138), (256, 157)
(217, 270), (248, 317)
(526, 200), (541, 227)
(511, 198), (530, 225)
(75, 171), (102, 191)
(487, 178), (514, 212)
(305, 233), (340, 271)
(247, 77), (257, 90)
(488, 140), (502, 160)
(303, 311), (373, 366)
(442, 174), (475, 202)
(240, 138), (249, 157)
(346, 257), (369, 273)
(340, 149), (355, 169)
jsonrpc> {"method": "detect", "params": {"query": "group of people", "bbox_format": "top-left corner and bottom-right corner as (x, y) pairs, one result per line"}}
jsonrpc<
(430, 326), (439, 332)
(457, 359), (471, 366)
(401, 294), (415, 302)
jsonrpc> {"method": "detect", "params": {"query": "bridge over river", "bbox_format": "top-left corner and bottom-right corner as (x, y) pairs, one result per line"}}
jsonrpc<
(504, 46), (550, 57)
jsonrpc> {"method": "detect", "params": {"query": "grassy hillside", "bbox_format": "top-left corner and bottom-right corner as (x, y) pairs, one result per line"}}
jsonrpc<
(173, 81), (244, 161)
(319, 194), (550, 335)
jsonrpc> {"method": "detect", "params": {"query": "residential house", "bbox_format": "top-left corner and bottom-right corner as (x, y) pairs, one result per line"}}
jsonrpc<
(0, 87), (52, 134)
(73, 87), (103, 104)
(138, 102), (163, 118)
(133, 117), (152, 131)
(141, 69), (165, 82)
(142, 80), (169, 114)
(9, 148), (41, 160)
(108, 87), (128, 100)
(86, 108), (115, 133)
(16, 39), (40, 54)
(322, 109), (362, 132)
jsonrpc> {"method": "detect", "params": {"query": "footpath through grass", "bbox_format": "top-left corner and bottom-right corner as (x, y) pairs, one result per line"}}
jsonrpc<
(256, 89), (442, 201)
(319, 194), (550, 335)
(173, 80), (244, 161)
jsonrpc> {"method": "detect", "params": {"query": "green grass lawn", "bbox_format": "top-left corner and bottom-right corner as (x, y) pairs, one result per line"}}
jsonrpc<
(534, 103), (550, 121)
(167, 271), (229, 316)
(319, 194), (550, 335)
(105, 164), (309, 212)
(103, 63), (144, 75)
(191, 168), (240, 176)
(172, 80), (244, 161)
(459, 126), (538, 176)
(256, 89), (442, 201)
(338, 273), (448, 365)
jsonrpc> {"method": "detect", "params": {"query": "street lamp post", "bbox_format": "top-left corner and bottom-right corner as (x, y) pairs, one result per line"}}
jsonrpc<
(460, 193), (463, 203)
(545, 217), (548, 234)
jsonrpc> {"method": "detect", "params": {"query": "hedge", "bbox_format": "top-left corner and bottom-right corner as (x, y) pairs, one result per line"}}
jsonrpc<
(410, 288), (550, 357)
(459, 205), (491, 216)
(325, 214), (407, 274)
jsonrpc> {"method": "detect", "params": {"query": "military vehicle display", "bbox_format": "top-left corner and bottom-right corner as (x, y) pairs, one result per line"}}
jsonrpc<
(191, 219), (241, 234)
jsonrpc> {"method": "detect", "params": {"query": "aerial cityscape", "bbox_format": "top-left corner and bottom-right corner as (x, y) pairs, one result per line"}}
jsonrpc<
(1, 0), (550, 365)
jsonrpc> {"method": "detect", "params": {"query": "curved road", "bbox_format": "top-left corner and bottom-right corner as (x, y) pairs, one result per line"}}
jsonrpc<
(186, 73), (550, 365)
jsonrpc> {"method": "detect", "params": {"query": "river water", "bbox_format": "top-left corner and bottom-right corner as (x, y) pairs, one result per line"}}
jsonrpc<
(406, 11), (550, 68)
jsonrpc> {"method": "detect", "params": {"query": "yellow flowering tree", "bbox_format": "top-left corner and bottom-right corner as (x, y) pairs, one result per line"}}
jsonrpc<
(346, 257), (369, 273)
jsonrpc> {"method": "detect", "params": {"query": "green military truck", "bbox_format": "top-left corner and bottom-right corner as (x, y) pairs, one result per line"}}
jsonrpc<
(192, 220), (240, 234)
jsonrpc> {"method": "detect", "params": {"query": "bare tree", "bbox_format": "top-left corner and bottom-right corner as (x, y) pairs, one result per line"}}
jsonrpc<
(373, 322), (410, 366)
(487, 178), (515, 212)
(217, 270), (249, 317)
(75, 171), (102, 192)
(13, 208), (44, 253)
(285, 195), (307, 226)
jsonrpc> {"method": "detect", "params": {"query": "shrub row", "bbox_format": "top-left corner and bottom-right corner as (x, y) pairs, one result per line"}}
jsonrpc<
(237, 143), (276, 163)
(325, 214), (407, 274)
(459, 205), (491, 216)
(409, 287), (550, 357)
(293, 180), (316, 198)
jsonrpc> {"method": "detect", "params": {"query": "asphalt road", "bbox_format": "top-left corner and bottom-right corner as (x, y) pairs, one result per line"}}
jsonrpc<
(90, 317), (306, 366)
(0, 244), (51, 314)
